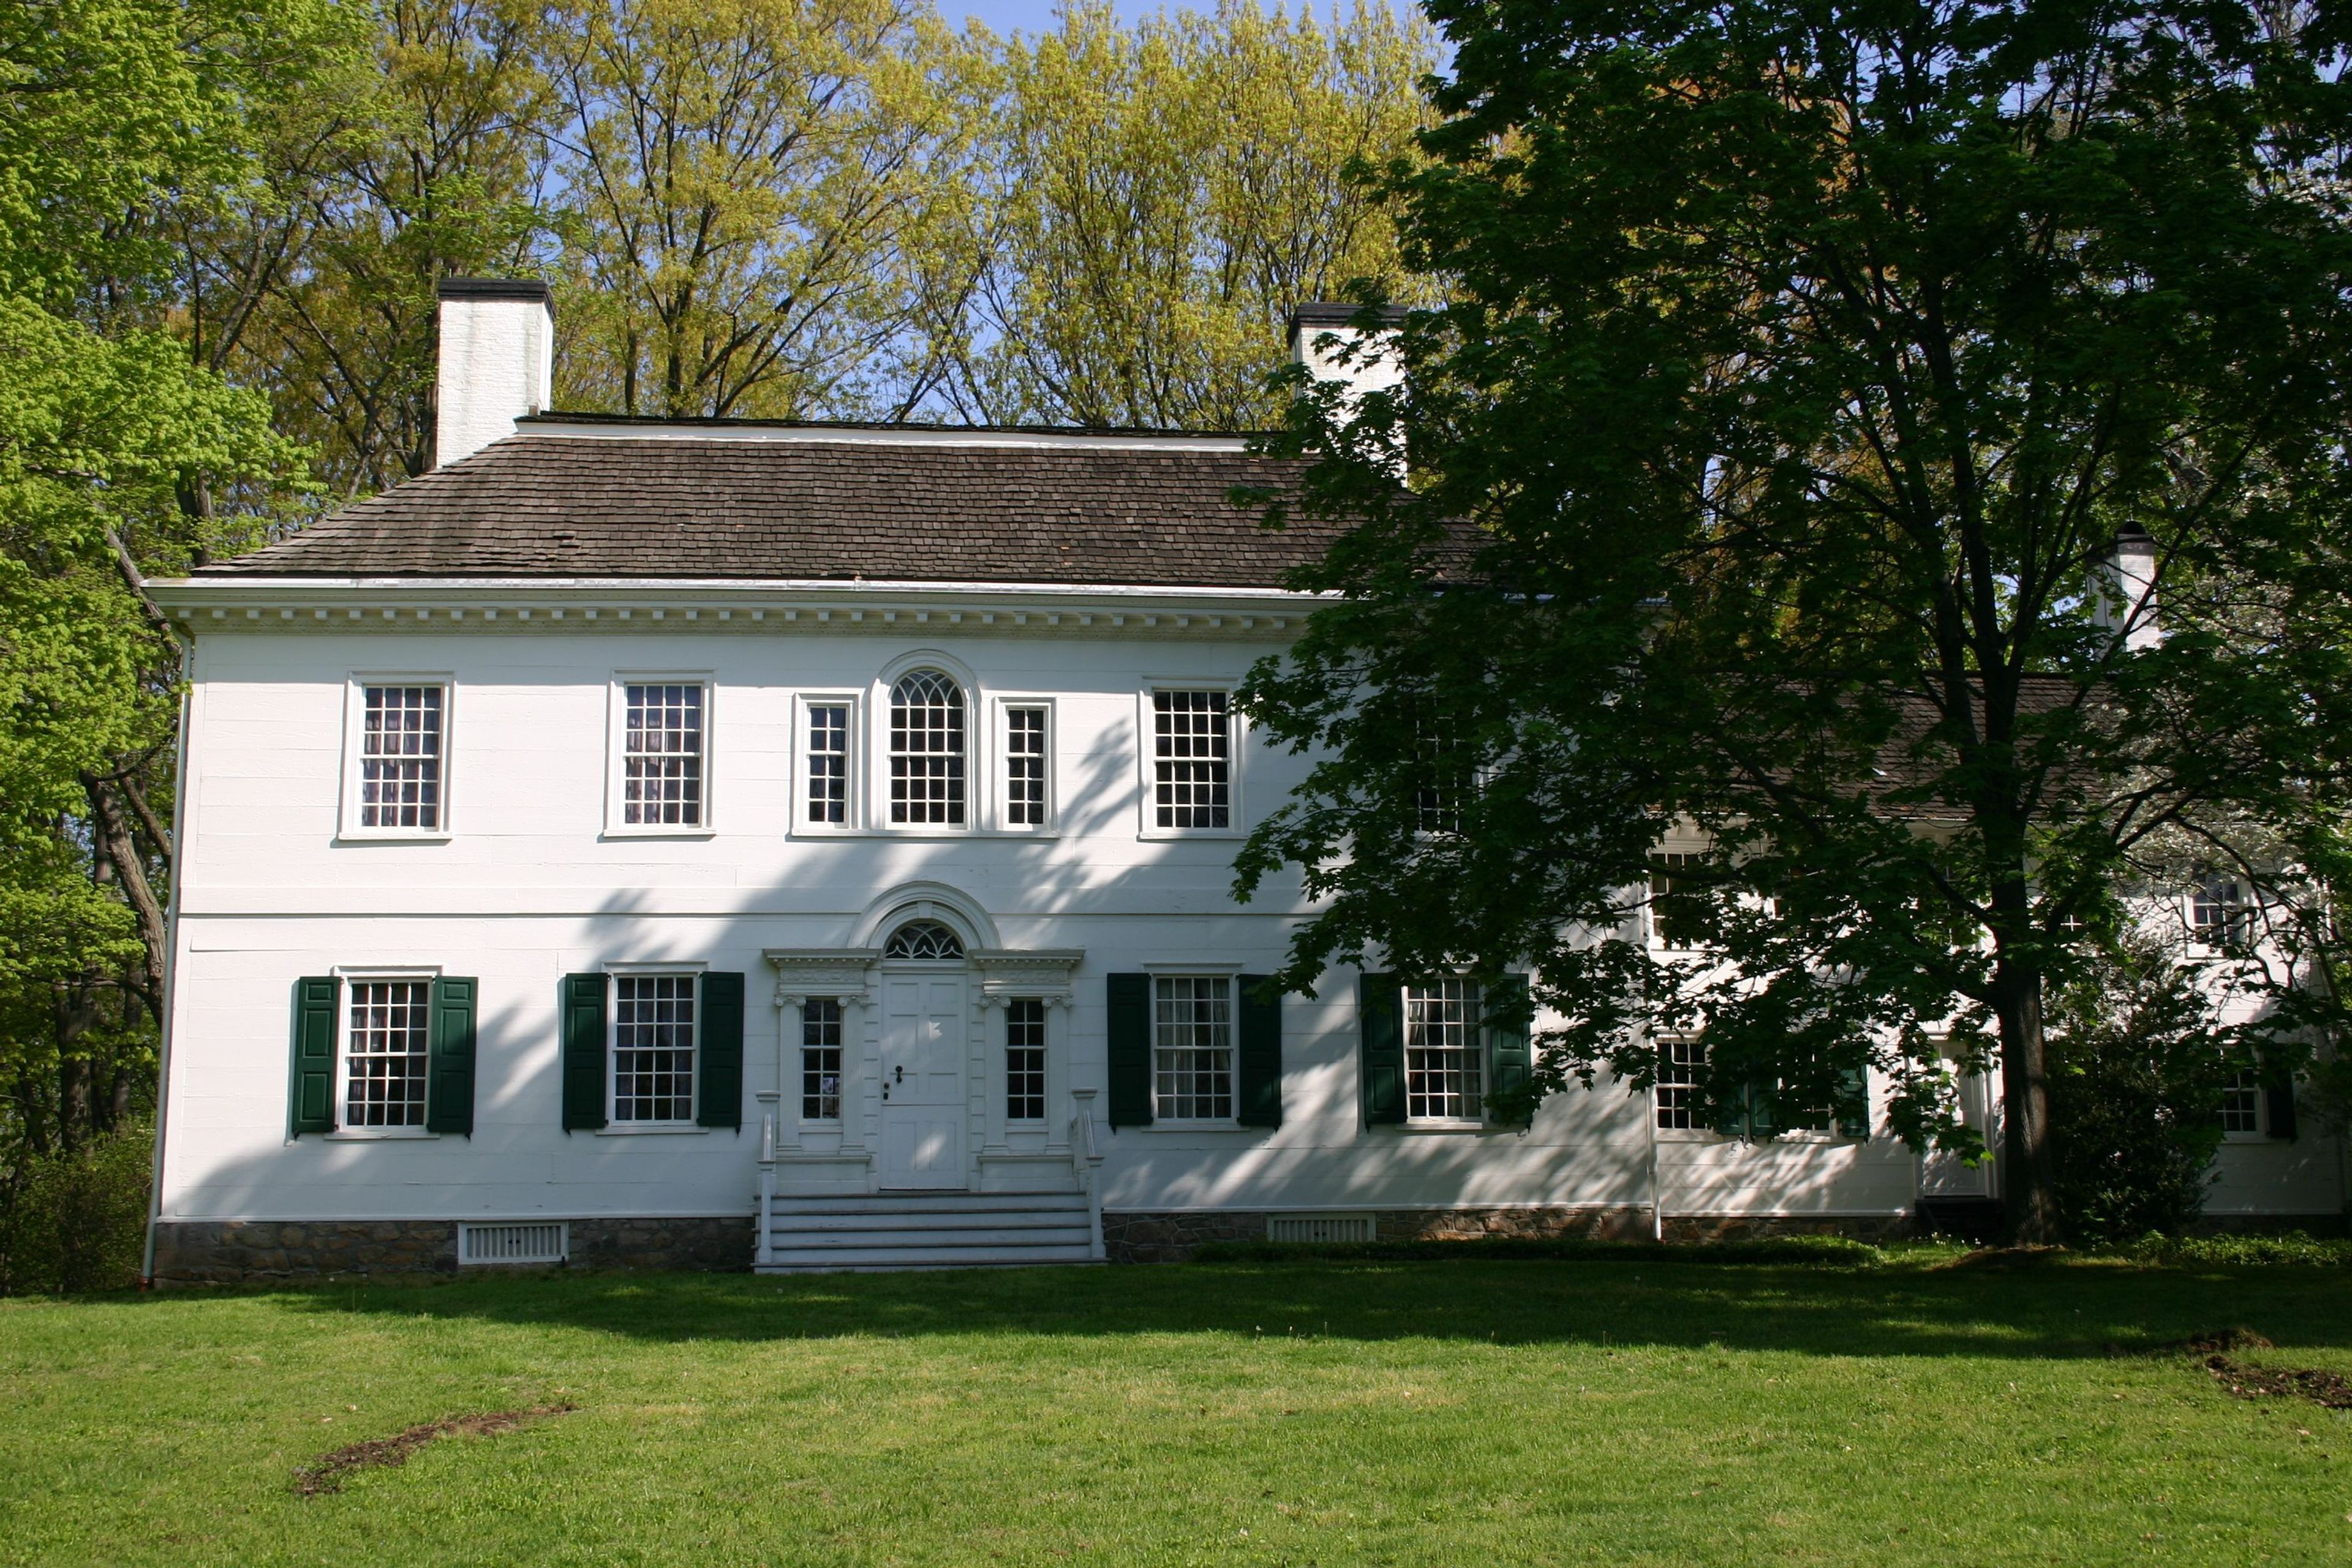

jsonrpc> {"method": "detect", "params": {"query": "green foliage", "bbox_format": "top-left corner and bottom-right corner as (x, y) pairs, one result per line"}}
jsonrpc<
(6, 1265), (2352, 1562)
(2045, 943), (2240, 1245)
(2125, 1229), (2352, 1267)
(1239, 0), (2352, 1242)
(0, 1121), (152, 1294)
(1191, 1234), (1885, 1266)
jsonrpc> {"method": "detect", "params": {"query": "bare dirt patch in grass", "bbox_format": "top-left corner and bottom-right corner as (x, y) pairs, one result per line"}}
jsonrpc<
(293, 1403), (576, 1496)
(2109, 1327), (2352, 1411)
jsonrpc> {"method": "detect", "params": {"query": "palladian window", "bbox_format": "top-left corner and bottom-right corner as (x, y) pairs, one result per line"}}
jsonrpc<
(890, 671), (966, 825)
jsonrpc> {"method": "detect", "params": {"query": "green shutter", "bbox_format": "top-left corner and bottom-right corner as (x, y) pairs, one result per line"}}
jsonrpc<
(1839, 1065), (1870, 1141)
(426, 978), (477, 1136)
(1713, 1084), (1749, 1139)
(1107, 973), (1153, 1128)
(1236, 975), (1282, 1128)
(1360, 974), (1404, 1126)
(561, 973), (608, 1131)
(1747, 1081), (1781, 1140)
(2266, 1079), (2299, 1142)
(698, 971), (745, 1129)
(1486, 974), (1532, 1127)
(290, 976), (339, 1136)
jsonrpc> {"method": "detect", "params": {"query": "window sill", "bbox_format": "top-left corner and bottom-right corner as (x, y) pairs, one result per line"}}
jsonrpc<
(600, 828), (717, 841)
(324, 1129), (440, 1141)
(786, 827), (1063, 841)
(595, 1124), (710, 1136)
(334, 832), (453, 845)
(1139, 1120), (1248, 1133)
(1138, 829), (1246, 842)
(1396, 1120), (1496, 1134)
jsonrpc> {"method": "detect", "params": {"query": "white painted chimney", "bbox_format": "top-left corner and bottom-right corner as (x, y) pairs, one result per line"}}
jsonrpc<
(434, 277), (553, 469)
(1287, 301), (1408, 413)
(2095, 525), (2160, 651)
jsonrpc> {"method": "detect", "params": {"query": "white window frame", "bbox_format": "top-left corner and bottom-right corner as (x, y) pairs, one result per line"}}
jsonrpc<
(1142, 965), (1243, 1128)
(2220, 1069), (2266, 1140)
(793, 692), (864, 834)
(870, 653), (978, 837)
(1004, 995), (1049, 1125)
(339, 674), (454, 840)
(993, 696), (1057, 834)
(1654, 1037), (1708, 1136)
(1137, 682), (1245, 840)
(2190, 876), (2253, 952)
(605, 674), (715, 837)
(1401, 979), (1488, 1128)
(799, 996), (846, 1125)
(603, 965), (706, 1130)
(325, 964), (443, 1140)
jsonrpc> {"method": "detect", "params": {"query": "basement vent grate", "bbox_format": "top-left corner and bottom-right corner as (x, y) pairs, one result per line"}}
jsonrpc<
(458, 1221), (568, 1266)
(1266, 1213), (1376, 1245)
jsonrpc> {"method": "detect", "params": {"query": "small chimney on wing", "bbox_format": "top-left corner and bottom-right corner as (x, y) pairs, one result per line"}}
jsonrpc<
(1286, 301), (1408, 413)
(2095, 524), (2160, 652)
(434, 277), (554, 469)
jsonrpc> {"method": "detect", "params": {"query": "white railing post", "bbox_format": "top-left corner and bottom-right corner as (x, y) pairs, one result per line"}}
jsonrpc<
(756, 1112), (776, 1268)
(1069, 1088), (1106, 1261)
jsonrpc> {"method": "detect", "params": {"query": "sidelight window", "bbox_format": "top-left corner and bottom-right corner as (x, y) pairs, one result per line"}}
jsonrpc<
(1006, 998), (1046, 1121)
(801, 998), (843, 1121)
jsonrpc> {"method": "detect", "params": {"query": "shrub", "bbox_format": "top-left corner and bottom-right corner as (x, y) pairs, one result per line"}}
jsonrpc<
(2124, 1229), (2352, 1267)
(2045, 944), (2234, 1247)
(0, 1122), (153, 1294)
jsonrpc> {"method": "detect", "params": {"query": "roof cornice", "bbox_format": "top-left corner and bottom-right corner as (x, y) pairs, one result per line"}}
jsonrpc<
(146, 575), (1326, 639)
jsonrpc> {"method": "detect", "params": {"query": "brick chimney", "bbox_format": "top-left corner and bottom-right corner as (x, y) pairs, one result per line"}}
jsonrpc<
(434, 277), (553, 469)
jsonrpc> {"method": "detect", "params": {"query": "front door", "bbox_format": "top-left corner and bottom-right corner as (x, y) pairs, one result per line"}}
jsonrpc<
(880, 970), (967, 1188)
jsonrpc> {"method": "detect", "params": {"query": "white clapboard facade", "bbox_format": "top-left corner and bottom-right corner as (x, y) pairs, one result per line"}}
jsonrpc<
(141, 283), (2343, 1277)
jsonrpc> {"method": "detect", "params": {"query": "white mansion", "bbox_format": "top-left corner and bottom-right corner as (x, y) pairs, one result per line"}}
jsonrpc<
(141, 283), (2343, 1277)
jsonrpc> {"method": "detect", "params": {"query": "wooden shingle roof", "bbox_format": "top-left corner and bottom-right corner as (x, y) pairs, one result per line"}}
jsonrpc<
(205, 428), (1338, 589)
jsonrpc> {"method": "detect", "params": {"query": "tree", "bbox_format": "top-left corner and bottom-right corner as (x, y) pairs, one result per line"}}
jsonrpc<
(931, 0), (1435, 428)
(545, 0), (975, 419)
(1238, 0), (2352, 1242)
(0, 0), (307, 1179)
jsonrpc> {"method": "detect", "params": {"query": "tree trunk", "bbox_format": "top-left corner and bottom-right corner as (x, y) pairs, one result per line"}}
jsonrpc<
(82, 775), (169, 1018)
(1990, 952), (2062, 1245)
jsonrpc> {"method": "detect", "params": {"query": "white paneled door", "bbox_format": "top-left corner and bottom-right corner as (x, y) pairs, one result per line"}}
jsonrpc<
(880, 971), (967, 1188)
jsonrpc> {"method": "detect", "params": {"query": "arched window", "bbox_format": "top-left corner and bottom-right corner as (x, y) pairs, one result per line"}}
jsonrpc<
(883, 919), (965, 960)
(890, 670), (965, 824)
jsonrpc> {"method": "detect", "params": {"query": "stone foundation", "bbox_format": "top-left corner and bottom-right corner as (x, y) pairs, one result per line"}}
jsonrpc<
(1101, 1205), (1651, 1263)
(1662, 1213), (1913, 1244)
(151, 1215), (753, 1284)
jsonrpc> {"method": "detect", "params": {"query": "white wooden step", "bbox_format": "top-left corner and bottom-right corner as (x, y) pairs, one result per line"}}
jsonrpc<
(755, 1188), (1099, 1273)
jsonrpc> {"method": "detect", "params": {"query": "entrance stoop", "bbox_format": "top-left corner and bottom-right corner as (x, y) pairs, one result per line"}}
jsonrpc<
(756, 1190), (1102, 1273)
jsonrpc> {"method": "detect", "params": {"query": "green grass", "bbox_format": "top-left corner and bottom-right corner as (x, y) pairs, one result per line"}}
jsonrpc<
(4, 1256), (2350, 1566)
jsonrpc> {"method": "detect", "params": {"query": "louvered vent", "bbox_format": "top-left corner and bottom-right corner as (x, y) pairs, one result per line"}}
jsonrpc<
(1265, 1213), (1376, 1244)
(458, 1221), (568, 1265)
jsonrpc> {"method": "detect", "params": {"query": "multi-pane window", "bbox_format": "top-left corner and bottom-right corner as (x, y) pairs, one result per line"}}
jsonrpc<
(2221, 1069), (2263, 1134)
(1650, 853), (1707, 949)
(1656, 1039), (1705, 1129)
(360, 685), (444, 830)
(1006, 706), (1048, 827)
(1413, 718), (1467, 833)
(612, 974), (696, 1122)
(1006, 998), (1047, 1121)
(1153, 690), (1231, 829)
(1153, 975), (1233, 1120)
(1404, 981), (1484, 1121)
(624, 684), (704, 826)
(2193, 877), (2251, 949)
(807, 704), (849, 826)
(891, 671), (966, 825)
(801, 998), (842, 1121)
(344, 981), (431, 1128)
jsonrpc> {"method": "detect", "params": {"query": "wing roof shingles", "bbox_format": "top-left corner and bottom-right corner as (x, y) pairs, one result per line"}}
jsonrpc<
(203, 435), (1336, 589)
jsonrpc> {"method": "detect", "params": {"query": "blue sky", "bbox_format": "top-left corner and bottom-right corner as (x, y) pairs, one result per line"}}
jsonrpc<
(947, 0), (1159, 36)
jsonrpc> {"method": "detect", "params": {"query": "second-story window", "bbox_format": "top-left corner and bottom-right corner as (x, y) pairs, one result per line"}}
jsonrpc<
(1153, 690), (1231, 829)
(891, 671), (965, 825)
(1006, 706), (1047, 827)
(624, 683), (704, 826)
(807, 704), (850, 825)
(2193, 876), (2251, 949)
(360, 685), (444, 830)
(1649, 852), (1708, 949)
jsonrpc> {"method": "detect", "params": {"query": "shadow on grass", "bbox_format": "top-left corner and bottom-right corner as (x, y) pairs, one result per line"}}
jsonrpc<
(230, 1256), (2352, 1361)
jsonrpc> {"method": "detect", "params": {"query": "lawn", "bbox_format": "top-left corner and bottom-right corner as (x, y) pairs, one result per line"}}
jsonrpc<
(2, 1255), (2348, 1566)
